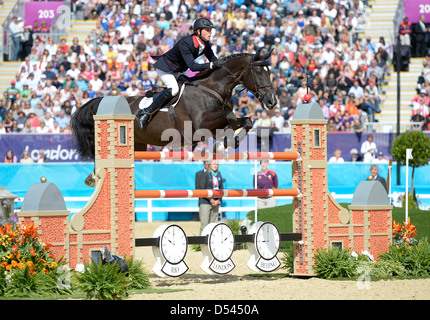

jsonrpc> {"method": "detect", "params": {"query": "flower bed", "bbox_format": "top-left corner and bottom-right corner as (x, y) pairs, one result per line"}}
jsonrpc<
(0, 220), (151, 299)
(0, 222), (58, 274)
(312, 219), (430, 279)
(0, 221), (70, 297)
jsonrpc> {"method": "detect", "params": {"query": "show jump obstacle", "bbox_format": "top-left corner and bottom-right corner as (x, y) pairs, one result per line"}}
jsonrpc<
(17, 96), (393, 277)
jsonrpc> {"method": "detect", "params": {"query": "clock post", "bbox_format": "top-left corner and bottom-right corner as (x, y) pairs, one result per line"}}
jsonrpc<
(290, 100), (330, 276)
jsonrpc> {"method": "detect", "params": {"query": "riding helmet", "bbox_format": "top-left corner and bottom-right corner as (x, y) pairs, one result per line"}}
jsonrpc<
(193, 18), (215, 32)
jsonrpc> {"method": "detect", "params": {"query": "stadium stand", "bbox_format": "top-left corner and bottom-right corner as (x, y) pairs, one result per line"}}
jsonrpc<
(0, 0), (428, 147)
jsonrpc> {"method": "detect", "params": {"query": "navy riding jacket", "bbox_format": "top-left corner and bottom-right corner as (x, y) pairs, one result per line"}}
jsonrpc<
(153, 34), (218, 73)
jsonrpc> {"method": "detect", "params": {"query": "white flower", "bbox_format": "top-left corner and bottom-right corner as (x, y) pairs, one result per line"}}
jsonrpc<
(351, 251), (358, 259)
(361, 250), (374, 262)
(74, 263), (85, 273)
(5, 271), (12, 283)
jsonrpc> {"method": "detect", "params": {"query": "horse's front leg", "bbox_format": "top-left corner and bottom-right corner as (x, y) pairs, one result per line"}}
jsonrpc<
(206, 113), (253, 151)
(194, 110), (233, 152)
(211, 112), (247, 151)
(235, 117), (253, 131)
(195, 110), (230, 142)
(198, 110), (232, 128)
(231, 116), (253, 149)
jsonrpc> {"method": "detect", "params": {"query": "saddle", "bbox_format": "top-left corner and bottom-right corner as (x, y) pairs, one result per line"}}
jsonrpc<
(143, 74), (191, 105)
(138, 75), (191, 140)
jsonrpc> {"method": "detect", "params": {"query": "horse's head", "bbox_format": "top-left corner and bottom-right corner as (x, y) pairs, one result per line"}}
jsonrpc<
(244, 48), (277, 110)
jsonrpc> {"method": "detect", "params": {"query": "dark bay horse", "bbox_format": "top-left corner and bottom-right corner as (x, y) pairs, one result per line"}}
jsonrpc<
(71, 48), (277, 161)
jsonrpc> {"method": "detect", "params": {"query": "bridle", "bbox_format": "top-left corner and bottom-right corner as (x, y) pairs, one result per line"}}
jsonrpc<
(222, 54), (274, 103)
(245, 59), (274, 102)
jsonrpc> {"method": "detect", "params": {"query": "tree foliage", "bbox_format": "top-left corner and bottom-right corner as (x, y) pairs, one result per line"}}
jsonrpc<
(391, 131), (430, 167)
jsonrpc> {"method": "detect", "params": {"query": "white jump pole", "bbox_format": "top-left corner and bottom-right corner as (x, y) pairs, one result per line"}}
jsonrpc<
(405, 148), (413, 222)
(388, 160), (392, 204)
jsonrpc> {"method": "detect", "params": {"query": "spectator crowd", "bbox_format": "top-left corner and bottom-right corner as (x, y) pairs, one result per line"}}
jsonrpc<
(412, 57), (430, 131)
(1, 0), (427, 163)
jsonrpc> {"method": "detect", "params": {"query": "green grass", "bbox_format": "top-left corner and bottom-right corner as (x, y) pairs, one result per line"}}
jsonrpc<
(392, 207), (430, 240)
(0, 287), (190, 300)
(132, 288), (191, 295)
(246, 203), (430, 241)
(247, 205), (293, 233)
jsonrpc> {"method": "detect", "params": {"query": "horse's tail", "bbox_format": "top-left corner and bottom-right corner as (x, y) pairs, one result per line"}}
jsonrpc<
(71, 97), (103, 161)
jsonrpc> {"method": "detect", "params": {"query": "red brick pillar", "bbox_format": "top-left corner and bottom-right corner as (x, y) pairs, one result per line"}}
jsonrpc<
(290, 101), (328, 276)
(290, 102), (392, 276)
(69, 96), (135, 266)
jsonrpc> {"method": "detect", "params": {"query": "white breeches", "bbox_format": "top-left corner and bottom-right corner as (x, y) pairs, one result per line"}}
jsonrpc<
(157, 69), (180, 96)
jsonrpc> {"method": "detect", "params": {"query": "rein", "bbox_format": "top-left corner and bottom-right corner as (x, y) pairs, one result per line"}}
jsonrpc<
(192, 52), (273, 111)
(221, 56), (273, 103)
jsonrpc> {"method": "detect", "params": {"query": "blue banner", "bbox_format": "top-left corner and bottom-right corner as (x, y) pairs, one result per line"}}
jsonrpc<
(0, 134), (79, 162)
(1, 132), (429, 163)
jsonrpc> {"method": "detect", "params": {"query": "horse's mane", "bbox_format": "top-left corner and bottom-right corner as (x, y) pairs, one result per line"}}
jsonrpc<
(220, 52), (253, 61)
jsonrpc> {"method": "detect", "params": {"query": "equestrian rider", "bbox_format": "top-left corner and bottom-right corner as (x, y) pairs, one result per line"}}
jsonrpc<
(136, 17), (225, 130)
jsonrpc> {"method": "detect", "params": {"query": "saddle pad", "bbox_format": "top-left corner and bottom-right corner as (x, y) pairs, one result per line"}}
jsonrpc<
(138, 83), (185, 112)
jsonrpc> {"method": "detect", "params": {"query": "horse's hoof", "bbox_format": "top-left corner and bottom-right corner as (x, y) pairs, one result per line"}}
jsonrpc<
(85, 173), (96, 187)
(244, 118), (253, 130)
(213, 141), (225, 153)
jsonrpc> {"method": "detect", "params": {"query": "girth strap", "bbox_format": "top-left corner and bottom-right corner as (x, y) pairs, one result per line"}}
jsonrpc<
(167, 106), (185, 140)
(166, 106), (193, 146)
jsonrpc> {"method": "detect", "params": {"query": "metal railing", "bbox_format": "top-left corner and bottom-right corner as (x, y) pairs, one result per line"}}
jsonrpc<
(393, 0), (405, 41)
(0, 0), (87, 62)
(1, 0), (26, 62)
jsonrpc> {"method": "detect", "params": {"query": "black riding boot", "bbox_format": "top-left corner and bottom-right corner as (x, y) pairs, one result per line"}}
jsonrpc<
(137, 88), (173, 130)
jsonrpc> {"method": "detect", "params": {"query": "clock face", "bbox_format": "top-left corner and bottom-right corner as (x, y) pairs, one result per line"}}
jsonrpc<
(255, 222), (280, 260)
(160, 225), (188, 264)
(209, 223), (235, 262)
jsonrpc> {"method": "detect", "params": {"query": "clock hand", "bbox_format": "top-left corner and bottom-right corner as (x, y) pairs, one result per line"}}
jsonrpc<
(223, 234), (231, 242)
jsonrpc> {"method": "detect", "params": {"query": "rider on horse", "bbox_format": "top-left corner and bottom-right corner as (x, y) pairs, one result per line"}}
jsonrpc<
(136, 18), (225, 130)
